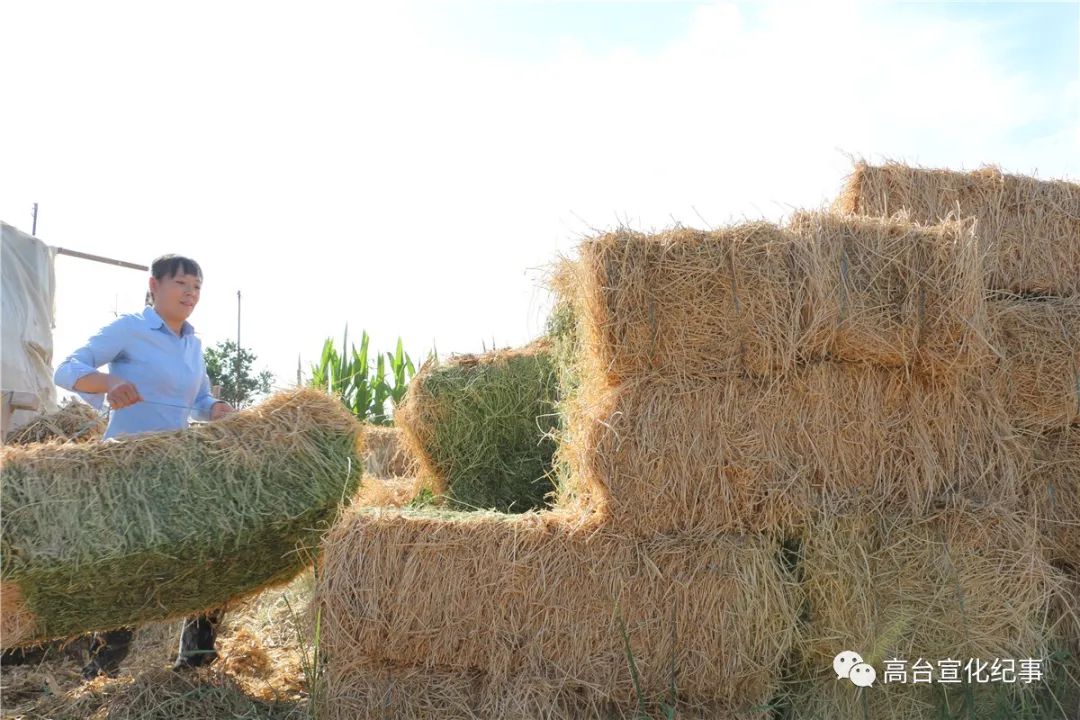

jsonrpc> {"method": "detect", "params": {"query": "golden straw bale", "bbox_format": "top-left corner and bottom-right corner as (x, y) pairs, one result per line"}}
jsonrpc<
(322, 659), (764, 720)
(800, 503), (1058, 669)
(789, 211), (987, 381)
(556, 224), (1076, 428)
(1027, 428), (1080, 567)
(318, 507), (798, 711)
(1053, 570), (1080, 675)
(559, 364), (1028, 537)
(565, 215), (987, 384)
(362, 425), (417, 478)
(354, 475), (422, 508)
(790, 502), (1066, 719)
(987, 298), (1080, 430)
(835, 161), (1080, 295)
(571, 223), (799, 382)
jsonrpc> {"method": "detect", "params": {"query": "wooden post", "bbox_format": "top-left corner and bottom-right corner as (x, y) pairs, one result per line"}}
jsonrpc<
(1, 391), (41, 444)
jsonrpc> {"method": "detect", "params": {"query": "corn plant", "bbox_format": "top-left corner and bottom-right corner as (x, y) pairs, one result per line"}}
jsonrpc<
(387, 338), (415, 409)
(371, 352), (390, 425)
(309, 327), (420, 425)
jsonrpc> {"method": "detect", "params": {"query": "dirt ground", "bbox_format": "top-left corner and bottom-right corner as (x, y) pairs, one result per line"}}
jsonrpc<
(0, 571), (317, 720)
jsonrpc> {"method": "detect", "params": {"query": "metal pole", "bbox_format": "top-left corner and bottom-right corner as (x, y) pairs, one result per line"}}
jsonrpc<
(53, 247), (148, 272)
(235, 290), (241, 407)
(31, 203), (38, 236)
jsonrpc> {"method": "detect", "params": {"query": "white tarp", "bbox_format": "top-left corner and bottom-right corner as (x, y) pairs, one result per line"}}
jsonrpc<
(2, 222), (58, 430)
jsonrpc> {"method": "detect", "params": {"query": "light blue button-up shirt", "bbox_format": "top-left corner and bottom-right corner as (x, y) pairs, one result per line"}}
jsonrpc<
(53, 306), (219, 440)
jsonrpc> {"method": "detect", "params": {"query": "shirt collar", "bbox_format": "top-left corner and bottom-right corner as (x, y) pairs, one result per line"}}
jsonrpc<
(142, 305), (195, 337)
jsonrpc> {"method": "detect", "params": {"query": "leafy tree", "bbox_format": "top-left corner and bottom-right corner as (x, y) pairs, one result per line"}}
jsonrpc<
(204, 340), (275, 408)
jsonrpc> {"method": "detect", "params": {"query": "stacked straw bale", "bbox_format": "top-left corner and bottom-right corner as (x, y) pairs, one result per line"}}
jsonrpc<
(555, 211), (1070, 708)
(361, 425), (417, 479)
(1, 388), (363, 647)
(319, 165), (1078, 718)
(568, 214), (986, 383)
(395, 340), (559, 512)
(1028, 428), (1080, 568)
(823, 161), (1080, 717)
(788, 501), (1064, 717)
(830, 163), (1080, 430)
(987, 298), (1080, 430)
(322, 660), (761, 720)
(354, 425), (422, 508)
(319, 508), (797, 718)
(5, 401), (105, 444)
(553, 213), (1073, 535)
(558, 364), (1032, 536)
(835, 161), (1080, 296)
(787, 212), (988, 379)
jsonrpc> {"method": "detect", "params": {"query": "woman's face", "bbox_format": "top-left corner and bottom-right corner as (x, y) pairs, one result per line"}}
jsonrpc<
(150, 272), (201, 323)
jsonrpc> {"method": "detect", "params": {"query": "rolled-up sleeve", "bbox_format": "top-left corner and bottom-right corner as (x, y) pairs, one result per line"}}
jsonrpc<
(191, 371), (219, 422)
(53, 317), (128, 409)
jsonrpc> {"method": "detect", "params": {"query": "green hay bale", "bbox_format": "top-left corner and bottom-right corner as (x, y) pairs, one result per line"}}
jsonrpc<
(396, 342), (559, 513)
(1, 388), (362, 646)
(545, 295), (581, 398)
(544, 297), (585, 506)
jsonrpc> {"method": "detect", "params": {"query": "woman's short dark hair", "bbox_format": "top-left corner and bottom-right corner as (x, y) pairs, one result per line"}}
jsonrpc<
(151, 254), (202, 281)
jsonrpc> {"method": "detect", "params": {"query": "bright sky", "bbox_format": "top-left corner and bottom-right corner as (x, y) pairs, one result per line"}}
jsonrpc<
(2, 1), (1078, 391)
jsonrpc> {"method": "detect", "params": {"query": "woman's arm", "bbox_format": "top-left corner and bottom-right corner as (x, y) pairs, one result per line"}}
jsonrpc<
(54, 317), (141, 409)
(192, 365), (234, 422)
(73, 372), (142, 409)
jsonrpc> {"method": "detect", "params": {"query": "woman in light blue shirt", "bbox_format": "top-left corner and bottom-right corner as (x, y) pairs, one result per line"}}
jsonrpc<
(53, 254), (235, 679)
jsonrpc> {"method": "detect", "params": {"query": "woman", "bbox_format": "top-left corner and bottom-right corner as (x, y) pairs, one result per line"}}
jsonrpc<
(53, 254), (235, 679)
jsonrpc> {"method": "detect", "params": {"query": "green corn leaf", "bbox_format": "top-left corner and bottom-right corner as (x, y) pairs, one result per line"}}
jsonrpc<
(372, 354), (390, 424)
(357, 332), (370, 381)
(336, 326), (349, 395)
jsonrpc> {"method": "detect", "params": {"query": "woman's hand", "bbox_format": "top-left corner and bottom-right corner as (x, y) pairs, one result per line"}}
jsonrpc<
(106, 380), (143, 410)
(210, 402), (235, 421)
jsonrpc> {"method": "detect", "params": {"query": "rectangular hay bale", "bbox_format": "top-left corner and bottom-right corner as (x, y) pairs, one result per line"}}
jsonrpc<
(561, 214), (986, 384)
(789, 211), (987, 381)
(362, 425), (418, 479)
(1028, 427), (1080, 567)
(835, 161), (1080, 296)
(322, 659), (764, 720)
(318, 508), (798, 712)
(559, 364), (1030, 537)
(788, 502), (1069, 720)
(988, 297), (1080, 430)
